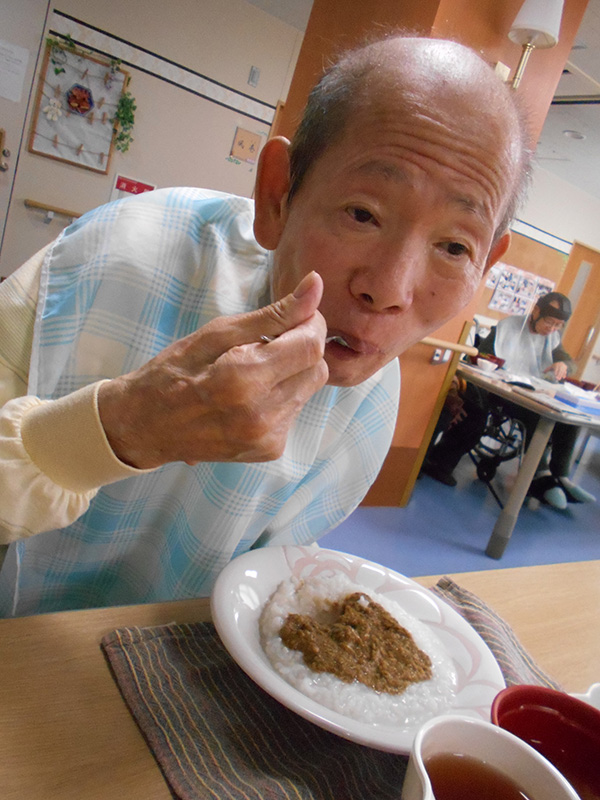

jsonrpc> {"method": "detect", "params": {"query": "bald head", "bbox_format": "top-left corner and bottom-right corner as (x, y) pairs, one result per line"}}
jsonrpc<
(288, 35), (531, 240)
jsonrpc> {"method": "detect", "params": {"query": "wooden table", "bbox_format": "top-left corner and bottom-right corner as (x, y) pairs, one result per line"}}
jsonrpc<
(457, 363), (600, 558)
(1, 560), (598, 799)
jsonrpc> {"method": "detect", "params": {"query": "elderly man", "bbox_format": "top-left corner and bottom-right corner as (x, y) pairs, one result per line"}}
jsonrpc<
(423, 292), (595, 508)
(0, 35), (527, 616)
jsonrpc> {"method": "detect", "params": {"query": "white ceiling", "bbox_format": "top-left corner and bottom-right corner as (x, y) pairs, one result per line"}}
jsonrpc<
(246, 0), (600, 200)
(536, 0), (600, 200)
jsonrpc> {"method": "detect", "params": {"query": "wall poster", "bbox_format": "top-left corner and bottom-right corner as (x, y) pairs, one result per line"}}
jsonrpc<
(28, 41), (128, 174)
(488, 262), (555, 316)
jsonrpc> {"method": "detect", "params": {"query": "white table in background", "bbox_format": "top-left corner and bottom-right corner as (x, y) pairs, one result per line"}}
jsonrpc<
(457, 363), (600, 558)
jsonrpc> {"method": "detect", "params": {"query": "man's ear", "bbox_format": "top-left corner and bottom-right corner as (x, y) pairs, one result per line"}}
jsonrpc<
(483, 231), (511, 277)
(253, 136), (291, 250)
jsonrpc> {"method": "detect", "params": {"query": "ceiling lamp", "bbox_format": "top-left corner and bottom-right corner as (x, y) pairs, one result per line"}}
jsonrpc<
(508, 0), (565, 89)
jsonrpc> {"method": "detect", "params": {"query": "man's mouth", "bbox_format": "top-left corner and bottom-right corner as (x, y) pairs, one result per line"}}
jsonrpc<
(325, 332), (380, 355)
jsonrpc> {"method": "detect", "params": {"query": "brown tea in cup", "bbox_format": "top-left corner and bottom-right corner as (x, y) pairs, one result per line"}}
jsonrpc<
(425, 752), (537, 800)
(401, 714), (580, 800)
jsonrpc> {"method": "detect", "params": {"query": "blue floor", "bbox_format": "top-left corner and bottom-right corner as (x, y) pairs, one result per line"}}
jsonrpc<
(320, 434), (600, 576)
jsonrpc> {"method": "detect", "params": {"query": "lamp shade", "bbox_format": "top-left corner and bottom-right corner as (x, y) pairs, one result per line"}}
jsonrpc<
(509, 0), (564, 48)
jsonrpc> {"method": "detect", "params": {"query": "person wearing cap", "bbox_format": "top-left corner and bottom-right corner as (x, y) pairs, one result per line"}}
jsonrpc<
(491, 291), (573, 383)
(422, 292), (595, 509)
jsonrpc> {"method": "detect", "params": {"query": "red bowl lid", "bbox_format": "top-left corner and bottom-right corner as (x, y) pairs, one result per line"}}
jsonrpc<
(492, 685), (600, 800)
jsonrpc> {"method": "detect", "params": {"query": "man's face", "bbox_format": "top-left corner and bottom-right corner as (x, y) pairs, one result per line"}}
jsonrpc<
(531, 305), (565, 336)
(268, 89), (514, 387)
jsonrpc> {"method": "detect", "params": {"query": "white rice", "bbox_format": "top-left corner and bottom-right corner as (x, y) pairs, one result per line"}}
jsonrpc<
(259, 573), (457, 726)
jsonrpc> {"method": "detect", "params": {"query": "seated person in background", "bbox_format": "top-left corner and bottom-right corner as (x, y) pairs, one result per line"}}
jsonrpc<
(0, 35), (528, 617)
(422, 292), (595, 509)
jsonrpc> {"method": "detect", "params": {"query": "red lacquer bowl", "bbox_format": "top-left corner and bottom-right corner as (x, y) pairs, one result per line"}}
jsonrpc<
(491, 685), (600, 800)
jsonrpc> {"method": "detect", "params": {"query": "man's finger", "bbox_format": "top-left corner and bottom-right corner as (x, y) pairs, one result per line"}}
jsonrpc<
(211, 313), (327, 394)
(192, 271), (325, 360)
(267, 358), (330, 421)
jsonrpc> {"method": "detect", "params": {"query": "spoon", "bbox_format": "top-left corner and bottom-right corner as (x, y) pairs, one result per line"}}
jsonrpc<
(259, 334), (349, 347)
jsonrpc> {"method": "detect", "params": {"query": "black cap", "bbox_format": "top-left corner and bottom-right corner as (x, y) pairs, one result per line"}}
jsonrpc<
(536, 291), (572, 321)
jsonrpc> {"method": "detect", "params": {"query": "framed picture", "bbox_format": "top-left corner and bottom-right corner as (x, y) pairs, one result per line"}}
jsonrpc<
(28, 41), (129, 174)
(230, 126), (262, 164)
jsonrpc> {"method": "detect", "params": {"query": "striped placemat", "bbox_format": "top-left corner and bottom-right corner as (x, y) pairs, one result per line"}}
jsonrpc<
(102, 620), (409, 800)
(430, 577), (561, 689)
(101, 577), (561, 800)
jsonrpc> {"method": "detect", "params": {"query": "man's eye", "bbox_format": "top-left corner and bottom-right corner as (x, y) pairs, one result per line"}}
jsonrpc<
(349, 207), (375, 224)
(443, 241), (469, 257)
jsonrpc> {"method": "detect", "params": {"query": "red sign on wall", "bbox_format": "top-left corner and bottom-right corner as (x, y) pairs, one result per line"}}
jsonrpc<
(115, 175), (155, 195)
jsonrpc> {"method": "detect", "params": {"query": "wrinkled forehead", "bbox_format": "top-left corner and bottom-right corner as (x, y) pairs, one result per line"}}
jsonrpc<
(343, 50), (523, 218)
(364, 38), (517, 115)
(362, 46), (520, 156)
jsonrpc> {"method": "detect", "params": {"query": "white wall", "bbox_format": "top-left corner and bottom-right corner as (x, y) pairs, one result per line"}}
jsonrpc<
(519, 164), (600, 252)
(4, 4), (600, 277)
(63, 0), (302, 105)
(0, 0), (304, 276)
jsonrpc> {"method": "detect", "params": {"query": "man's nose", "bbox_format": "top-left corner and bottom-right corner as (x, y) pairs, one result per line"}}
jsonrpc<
(348, 245), (422, 314)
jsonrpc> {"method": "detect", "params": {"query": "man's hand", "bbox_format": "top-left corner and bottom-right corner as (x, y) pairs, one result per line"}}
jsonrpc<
(544, 361), (568, 382)
(97, 272), (329, 468)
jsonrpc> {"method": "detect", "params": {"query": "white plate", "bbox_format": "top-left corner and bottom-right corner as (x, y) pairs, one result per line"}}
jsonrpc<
(211, 546), (505, 754)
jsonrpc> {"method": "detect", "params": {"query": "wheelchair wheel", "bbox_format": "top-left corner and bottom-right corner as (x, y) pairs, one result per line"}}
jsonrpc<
(476, 458), (497, 482)
(495, 418), (525, 463)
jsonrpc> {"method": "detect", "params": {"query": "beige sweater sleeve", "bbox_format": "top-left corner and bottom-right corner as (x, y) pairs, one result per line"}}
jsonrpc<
(0, 248), (151, 543)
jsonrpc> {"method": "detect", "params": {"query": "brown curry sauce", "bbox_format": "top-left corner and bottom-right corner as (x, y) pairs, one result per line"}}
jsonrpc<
(279, 592), (432, 694)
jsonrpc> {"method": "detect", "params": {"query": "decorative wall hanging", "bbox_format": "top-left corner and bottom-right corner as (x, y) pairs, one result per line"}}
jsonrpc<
(28, 39), (134, 173)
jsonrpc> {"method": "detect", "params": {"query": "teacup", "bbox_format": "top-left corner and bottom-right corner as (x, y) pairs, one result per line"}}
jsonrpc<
(401, 714), (580, 800)
(476, 357), (499, 372)
(492, 685), (600, 800)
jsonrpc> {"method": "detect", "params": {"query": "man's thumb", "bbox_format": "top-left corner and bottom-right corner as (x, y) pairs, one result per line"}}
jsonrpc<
(260, 271), (324, 336)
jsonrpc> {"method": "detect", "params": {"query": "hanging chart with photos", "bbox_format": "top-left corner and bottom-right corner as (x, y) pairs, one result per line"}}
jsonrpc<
(487, 263), (555, 315)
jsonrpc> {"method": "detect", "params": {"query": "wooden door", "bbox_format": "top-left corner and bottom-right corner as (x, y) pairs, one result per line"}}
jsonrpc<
(557, 241), (600, 378)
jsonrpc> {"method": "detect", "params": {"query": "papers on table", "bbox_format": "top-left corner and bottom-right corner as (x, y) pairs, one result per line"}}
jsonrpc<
(509, 386), (599, 424)
(460, 364), (599, 424)
(554, 383), (600, 415)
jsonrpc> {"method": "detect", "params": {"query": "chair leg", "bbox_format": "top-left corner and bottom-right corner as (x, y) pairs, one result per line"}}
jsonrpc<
(469, 452), (505, 509)
(486, 481), (505, 509)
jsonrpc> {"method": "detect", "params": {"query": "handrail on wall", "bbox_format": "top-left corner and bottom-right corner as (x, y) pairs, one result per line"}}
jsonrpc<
(420, 336), (478, 357)
(24, 199), (81, 223)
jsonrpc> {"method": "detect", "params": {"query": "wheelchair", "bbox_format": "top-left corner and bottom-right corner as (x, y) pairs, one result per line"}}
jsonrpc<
(468, 405), (526, 508)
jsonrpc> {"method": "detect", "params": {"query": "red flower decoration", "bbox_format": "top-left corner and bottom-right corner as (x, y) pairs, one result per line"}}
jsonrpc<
(66, 84), (94, 115)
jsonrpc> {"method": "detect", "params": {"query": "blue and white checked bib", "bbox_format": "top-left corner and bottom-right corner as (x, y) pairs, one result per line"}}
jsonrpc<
(1, 188), (399, 616)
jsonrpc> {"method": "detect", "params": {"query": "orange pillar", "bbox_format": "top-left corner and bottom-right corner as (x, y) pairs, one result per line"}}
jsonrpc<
(275, 0), (589, 148)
